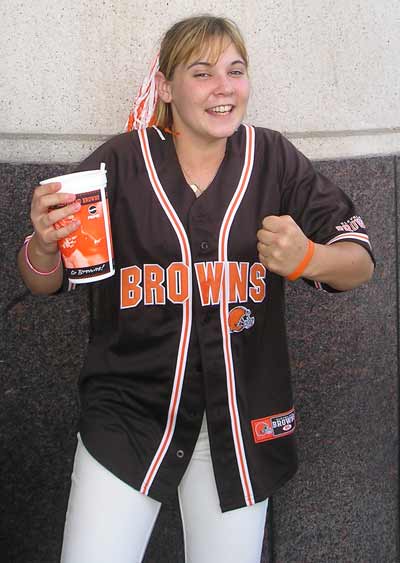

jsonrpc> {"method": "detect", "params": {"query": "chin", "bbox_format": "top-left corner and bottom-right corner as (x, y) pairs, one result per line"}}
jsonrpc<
(206, 118), (241, 137)
(210, 125), (241, 140)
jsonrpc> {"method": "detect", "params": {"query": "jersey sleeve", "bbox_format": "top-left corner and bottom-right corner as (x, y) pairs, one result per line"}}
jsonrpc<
(276, 133), (375, 292)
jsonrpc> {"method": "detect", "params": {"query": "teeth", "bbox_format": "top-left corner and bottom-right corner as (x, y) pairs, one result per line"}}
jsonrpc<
(210, 105), (232, 113)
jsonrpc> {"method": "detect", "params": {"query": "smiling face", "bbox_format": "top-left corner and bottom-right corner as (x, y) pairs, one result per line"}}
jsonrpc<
(157, 40), (250, 146)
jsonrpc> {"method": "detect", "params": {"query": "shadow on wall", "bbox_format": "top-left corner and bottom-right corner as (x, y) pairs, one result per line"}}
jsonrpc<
(0, 156), (398, 562)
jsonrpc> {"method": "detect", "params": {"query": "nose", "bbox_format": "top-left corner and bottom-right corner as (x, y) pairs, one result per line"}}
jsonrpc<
(214, 73), (234, 95)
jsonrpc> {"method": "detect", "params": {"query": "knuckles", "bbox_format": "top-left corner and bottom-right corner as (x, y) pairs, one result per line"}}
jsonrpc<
(256, 228), (266, 242)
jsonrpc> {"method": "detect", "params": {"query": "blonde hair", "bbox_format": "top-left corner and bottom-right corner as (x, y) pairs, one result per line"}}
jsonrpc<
(155, 15), (249, 130)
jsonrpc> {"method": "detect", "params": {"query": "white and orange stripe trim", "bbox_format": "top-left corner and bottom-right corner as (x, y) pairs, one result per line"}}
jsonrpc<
(314, 231), (372, 290)
(138, 128), (192, 496)
(324, 231), (371, 248)
(218, 123), (256, 506)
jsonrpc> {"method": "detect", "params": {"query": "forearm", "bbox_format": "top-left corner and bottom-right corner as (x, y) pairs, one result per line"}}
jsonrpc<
(18, 234), (64, 295)
(302, 241), (374, 291)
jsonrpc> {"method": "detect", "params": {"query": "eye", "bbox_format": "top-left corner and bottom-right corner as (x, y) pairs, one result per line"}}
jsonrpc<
(193, 72), (210, 78)
(229, 69), (245, 76)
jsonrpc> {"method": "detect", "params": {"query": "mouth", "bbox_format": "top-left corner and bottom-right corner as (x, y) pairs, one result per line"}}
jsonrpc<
(206, 104), (234, 115)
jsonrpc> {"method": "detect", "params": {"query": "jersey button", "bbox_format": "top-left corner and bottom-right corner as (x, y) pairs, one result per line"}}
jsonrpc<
(176, 450), (185, 459)
(200, 241), (209, 252)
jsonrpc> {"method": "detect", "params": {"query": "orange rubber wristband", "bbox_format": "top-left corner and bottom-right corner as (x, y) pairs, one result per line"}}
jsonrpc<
(286, 240), (315, 281)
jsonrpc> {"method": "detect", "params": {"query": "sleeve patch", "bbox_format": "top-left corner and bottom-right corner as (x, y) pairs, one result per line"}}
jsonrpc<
(251, 408), (296, 443)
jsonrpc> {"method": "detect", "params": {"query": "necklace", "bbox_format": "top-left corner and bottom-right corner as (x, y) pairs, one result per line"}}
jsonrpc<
(189, 183), (203, 196)
(172, 136), (206, 197)
(180, 165), (204, 196)
(173, 136), (225, 197)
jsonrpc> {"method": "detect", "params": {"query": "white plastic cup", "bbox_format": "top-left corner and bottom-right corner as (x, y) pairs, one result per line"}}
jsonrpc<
(40, 164), (114, 284)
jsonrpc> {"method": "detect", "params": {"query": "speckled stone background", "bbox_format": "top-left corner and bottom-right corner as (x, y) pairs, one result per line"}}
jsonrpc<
(275, 156), (398, 563)
(0, 156), (398, 562)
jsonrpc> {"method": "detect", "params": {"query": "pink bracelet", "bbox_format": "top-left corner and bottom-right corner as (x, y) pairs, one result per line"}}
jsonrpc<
(24, 236), (61, 276)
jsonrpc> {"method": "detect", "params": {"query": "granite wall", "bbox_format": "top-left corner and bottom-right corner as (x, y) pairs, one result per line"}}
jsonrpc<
(1, 155), (398, 562)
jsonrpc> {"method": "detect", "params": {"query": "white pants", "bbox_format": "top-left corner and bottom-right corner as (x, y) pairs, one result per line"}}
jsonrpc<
(61, 417), (268, 563)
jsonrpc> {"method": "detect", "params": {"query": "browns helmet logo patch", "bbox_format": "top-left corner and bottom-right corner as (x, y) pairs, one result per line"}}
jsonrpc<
(255, 421), (274, 437)
(251, 409), (296, 443)
(228, 306), (255, 333)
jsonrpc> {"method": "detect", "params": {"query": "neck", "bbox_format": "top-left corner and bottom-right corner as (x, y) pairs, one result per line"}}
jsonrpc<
(172, 133), (227, 195)
(173, 134), (227, 170)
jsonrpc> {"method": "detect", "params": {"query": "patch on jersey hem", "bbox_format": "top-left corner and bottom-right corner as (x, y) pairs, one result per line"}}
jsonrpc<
(251, 408), (295, 443)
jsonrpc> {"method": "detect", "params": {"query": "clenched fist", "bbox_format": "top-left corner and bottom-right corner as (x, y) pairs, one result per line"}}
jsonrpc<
(256, 215), (310, 277)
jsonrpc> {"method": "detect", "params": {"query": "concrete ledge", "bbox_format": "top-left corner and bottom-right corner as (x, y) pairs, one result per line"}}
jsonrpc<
(1, 129), (399, 164)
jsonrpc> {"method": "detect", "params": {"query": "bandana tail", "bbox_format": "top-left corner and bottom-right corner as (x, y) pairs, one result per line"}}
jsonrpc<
(125, 53), (160, 131)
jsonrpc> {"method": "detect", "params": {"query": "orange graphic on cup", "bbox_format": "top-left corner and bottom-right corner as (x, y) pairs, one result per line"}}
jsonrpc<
(41, 166), (114, 283)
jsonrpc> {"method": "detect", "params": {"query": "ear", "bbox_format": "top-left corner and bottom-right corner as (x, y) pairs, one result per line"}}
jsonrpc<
(155, 71), (172, 103)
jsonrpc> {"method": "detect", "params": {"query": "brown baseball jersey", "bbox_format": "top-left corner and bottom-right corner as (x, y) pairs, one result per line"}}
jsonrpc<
(69, 124), (373, 511)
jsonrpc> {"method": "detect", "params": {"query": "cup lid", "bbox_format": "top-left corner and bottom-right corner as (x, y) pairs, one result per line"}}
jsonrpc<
(40, 165), (107, 193)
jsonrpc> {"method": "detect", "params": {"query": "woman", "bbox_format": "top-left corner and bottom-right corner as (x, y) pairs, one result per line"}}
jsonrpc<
(18, 15), (374, 563)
